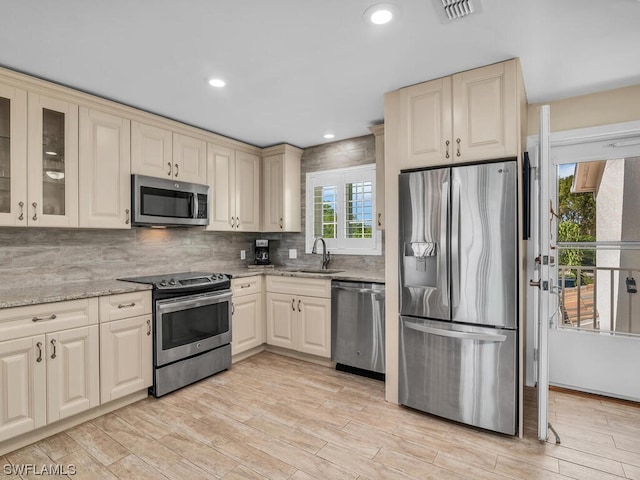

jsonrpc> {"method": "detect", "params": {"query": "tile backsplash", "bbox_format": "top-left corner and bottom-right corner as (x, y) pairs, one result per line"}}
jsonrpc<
(0, 134), (384, 289)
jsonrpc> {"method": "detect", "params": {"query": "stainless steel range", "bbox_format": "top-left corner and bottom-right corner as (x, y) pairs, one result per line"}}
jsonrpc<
(119, 272), (232, 397)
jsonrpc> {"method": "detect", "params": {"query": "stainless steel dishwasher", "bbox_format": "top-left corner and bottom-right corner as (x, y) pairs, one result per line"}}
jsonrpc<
(331, 280), (385, 377)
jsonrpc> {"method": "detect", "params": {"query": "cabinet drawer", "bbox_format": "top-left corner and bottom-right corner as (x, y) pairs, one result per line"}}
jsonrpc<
(99, 291), (152, 323)
(0, 298), (98, 341)
(266, 276), (331, 298)
(231, 276), (263, 297)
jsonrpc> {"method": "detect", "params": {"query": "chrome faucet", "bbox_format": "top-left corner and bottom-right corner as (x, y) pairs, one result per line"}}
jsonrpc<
(312, 237), (331, 270)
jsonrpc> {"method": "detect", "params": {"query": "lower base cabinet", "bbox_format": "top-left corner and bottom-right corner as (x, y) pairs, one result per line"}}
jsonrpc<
(265, 281), (331, 359)
(100, 315), (152, 403)
(232, 293), (263, 355)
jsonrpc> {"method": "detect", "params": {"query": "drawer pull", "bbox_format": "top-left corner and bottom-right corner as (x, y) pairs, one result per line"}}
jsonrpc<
(240, 284), (252, 289)
(147, 319), (151, 336)
(50, 339), (57, 359)
(32, 314), (57, 322)
(36, 342), (43, 363)
(118, 302), (136, 309)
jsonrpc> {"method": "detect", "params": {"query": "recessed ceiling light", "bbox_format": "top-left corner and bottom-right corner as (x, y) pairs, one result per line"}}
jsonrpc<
(323, 133), (335, 140)
(45, 151), (57, 156)
(208, 78), (226, 88)
(364, 3), (397, 25)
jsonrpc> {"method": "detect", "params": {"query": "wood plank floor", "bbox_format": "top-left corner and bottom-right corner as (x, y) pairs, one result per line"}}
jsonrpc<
(2, 352), (640, 479)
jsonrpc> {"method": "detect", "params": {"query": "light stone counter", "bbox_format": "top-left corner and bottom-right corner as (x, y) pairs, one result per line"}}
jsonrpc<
(0, 280), (152, 309)
(225, 266), (385, 284)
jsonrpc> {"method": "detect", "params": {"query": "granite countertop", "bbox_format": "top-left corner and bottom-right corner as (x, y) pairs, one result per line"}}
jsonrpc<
(0, 280), (152, 310)
(0, 267), (383, 310)
(225, 266), (385, 284)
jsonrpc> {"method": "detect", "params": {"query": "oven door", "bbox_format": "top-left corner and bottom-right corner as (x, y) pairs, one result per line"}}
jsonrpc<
(155, 289), (232, 367)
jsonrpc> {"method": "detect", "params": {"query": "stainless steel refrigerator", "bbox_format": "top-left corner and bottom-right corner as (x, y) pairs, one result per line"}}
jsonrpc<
(398, 160), (518, 435)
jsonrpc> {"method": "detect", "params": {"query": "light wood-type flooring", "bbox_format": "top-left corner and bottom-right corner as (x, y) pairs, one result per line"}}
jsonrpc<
(2, 352), (640, 479)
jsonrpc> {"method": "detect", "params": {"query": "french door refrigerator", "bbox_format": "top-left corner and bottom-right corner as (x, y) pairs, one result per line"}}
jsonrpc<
(398, 160), (518, 435)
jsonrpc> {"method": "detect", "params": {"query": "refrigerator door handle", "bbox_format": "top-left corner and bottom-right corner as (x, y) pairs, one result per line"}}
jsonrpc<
(404, 320), (507, 342)
(451, 179), (461, 307)
(440, 180), (449, 306)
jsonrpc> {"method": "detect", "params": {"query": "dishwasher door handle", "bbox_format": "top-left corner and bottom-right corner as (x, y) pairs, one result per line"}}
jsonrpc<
(332, 285), (384, 295)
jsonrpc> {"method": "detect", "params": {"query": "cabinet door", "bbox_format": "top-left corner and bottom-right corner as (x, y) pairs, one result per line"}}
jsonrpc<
(79, 107), (131, 229)
(262, 154), (284, 232)
(27, 93), (79, 227)
(100, 315), (152, 403)
(173, 133), (206, 184)
(452, 60), (517, 163)
(266, 292), (296, 349)
(131, 121), (173, 178)
(297, 296), (331, 358)
(232, 293), (263, 355)
(46, 325), (99, 423)
(235, 151), (260, 232)
(0, 336), (46, 442)
(399, 77), (452, 169)
(369, 124), (385, 230)
(0, 83), (27, 227)
(206, 143), (235, 231)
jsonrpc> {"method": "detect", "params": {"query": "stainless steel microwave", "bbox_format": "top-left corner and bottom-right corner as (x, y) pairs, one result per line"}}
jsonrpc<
(131, 174), (209, 226)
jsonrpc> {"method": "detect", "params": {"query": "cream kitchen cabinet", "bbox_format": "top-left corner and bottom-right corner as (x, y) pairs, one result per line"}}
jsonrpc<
(131, 122), (206, 184)
(0, 82), (27, 227)
(262, 144), (303, 232)
(79, 107), (131, 228)
(0, 298), (99, 442)
(399, 59), (520, 169)
(231, 276), (263, 355)
(265, 276), (331, 358)
(207, 143), (260, 232)
(369, 124), (385, 230)
(0, 88), (79, 227)
(99, 291), (152, 403)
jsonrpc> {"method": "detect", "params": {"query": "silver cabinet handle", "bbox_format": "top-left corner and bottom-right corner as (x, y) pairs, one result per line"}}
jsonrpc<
(240, 284), (251, 289)
(445, 140), (450, 159)
(18, 201), (24, 221)
(291, 299), (295, 311)
(117, 302), (136, 309)
(279, 217), (283, 229)
(32, 314), (57, 322)
(456, 138), (461, 157)
(36, 342), (43, 363)
(167, 162), (173, 176)
(231, 216), (236, 228)
(125, 208), (130, 225)
(377, 212), (382, 227)
(174, 163), (179, 177)
(32, 202), (37, 221)
(236, 217), (240, 229)
(50, 339), (57, 359)
(297, 300), (301, 312)
(146, 319), (151, 336)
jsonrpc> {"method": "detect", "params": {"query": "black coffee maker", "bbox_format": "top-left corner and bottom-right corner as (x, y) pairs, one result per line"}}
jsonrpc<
(254, 239), (270, 265)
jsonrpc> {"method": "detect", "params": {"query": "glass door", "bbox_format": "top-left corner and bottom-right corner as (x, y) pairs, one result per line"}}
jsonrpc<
(0, 83), (27, 226)
(27, 93), (78, 227)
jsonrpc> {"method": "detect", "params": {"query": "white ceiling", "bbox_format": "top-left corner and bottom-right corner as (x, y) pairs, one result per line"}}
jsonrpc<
(1, 0), (640, 148)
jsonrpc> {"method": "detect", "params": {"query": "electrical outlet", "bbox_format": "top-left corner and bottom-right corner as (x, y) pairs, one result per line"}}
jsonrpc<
(240, 250), (246, 260)
(289, 248), (297, 259)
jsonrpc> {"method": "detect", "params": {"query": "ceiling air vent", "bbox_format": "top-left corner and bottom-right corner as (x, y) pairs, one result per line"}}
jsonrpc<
(437, 0), (480, 21)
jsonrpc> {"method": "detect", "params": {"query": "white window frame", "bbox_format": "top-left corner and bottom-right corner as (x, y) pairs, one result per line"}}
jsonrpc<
(305, 164), (382, 255)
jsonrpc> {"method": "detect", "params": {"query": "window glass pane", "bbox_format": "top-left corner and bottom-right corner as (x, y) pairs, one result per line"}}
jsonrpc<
(314, 185), (337, 239)
(42, 108), (65, 216)
(345, 180), (373, 239)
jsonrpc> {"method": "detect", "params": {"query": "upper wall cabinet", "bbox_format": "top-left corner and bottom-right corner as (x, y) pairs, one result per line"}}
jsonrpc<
(368, 124), (385, 230)
(207, 143), (260, 232)
(262, 144), (303, 232)
(27, 93), (79, 227)
(131, 122), (207, 184)
(398, 59), (520, 169)
(0, 82), (27, 227)
(79, 107), (131, 229)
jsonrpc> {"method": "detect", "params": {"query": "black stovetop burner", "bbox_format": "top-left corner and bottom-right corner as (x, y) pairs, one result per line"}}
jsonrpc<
(119, 271), (230, 292)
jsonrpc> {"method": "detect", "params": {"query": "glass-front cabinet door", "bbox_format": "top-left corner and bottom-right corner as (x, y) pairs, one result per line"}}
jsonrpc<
(27, 93), (78, 227)
(0, 83), (27, 226)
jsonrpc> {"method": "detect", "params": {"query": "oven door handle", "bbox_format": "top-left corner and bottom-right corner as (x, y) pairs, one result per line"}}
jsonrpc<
(155, 289), (232, 315)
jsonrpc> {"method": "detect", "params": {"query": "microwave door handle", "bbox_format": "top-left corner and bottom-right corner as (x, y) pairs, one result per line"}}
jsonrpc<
(192, 193), (198, 219)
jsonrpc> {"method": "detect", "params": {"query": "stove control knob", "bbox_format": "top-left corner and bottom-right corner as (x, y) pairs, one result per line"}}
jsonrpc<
(217, 274), (224, 280)
(169, 279), (176, 286)
(159, 280), (167, 287)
